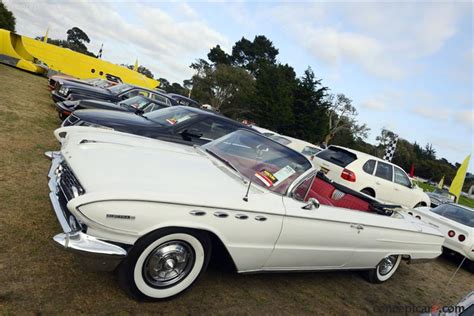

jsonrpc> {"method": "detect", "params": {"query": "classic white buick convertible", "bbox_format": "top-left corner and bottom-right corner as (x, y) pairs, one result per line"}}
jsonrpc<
(46, 127), (444, 300)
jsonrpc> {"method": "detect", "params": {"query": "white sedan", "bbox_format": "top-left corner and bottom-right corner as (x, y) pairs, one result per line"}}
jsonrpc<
(46, 127), (443, 300)
(408, 204), (474, 272)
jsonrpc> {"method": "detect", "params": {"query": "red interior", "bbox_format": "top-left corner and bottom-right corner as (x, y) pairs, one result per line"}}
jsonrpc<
(304, 177), (371, 212)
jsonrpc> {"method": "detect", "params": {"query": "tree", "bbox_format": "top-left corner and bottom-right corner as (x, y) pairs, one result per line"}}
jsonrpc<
(123, 64), (154, 79)
(375, 128), (398, 157)
(65, 27), (91, 55)
(0, 1), (15, 32)
(157, 77), (170, 90)
(36, 27), (96, 57)
(252, 63), (296, 131)
(231, 35), (279, 75)
(290, 67), (329, 143)
(324, 93), (369, 144)
(207, 45), (230, 65)
(189, 61), (255, 116)
(423, 143), (436, 160)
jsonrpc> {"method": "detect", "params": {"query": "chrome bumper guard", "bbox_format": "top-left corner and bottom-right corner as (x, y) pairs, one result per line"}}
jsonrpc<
(46, 151), (127, 271)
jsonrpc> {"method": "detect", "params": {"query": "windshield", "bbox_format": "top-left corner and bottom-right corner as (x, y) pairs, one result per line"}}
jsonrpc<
(269, 135), (291, 145)
(202, 130), (312, 195)
(108, 83), (132, 94)
(120, 96), (150, 110)
(315, 146), (357, 167)
(431, 204), (474, 227)
(144, 106), (198, 126)
(302, 146), (321, 156)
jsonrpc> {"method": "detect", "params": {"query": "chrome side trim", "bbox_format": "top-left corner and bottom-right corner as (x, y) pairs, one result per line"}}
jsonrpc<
(189, 210), (206, 216)
(214, 211), (228, 218)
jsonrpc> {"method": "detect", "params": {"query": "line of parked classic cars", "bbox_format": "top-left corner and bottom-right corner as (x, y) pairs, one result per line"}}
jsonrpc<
(46, 75), (473, 301)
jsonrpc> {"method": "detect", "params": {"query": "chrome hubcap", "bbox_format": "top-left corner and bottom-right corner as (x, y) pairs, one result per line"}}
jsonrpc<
(143, 241), (194, 288)
(378, 255), (397, 275)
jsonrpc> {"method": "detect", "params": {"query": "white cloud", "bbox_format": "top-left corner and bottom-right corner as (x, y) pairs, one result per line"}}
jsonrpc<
(361, 99), (387, 111)
(4, 0), (229, 83)
(269, 2), (467, 80)
(454, 110), (474, 130)
(412, 105), (451, 120)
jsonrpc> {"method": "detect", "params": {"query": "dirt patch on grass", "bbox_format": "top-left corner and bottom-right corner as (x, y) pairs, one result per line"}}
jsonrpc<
(0, 64), (472, 315)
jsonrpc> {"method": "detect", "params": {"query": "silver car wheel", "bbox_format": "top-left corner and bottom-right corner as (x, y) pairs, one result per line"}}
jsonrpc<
(378, 255), (398, 276)
(143, 241), (195, 288)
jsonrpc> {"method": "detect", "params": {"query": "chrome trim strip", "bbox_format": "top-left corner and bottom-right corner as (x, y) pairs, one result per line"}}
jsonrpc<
(189, 210), (206, 216)
(53, 232), (127, 257)
(214, 211), (228, 218)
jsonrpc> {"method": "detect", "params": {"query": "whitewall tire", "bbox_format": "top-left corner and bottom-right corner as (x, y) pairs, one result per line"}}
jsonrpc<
(366, 255), (402, 283)
(118, 228), (211, 300)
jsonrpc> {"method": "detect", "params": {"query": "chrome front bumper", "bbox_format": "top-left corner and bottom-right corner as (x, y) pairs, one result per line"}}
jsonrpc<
(46, 151), (127, 271)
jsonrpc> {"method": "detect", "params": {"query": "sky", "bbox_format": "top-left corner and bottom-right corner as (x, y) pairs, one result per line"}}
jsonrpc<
(4, 0), (474, 171)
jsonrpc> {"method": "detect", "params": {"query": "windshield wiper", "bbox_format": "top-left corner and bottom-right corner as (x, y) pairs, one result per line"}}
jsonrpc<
(205, 149), (247, 184)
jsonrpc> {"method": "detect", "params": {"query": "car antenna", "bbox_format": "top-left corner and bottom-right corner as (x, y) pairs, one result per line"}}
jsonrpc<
(243, 144), (267, 202)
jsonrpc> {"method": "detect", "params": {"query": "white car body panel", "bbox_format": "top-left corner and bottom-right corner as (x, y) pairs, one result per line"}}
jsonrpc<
(54, 127), (443, 273)
(408, 206), (474, 261)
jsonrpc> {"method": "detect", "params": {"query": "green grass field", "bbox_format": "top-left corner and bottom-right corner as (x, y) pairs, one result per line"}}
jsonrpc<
(415, 181), (474, 208)
(0, 64), (473, 314)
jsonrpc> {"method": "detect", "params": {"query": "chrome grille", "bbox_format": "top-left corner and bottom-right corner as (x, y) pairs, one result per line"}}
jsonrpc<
(56, 161), (85, 201)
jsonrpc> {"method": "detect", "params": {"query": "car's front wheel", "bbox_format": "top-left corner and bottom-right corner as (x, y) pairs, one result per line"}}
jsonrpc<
(118, 228), (211, 301)
(366, 255), (401, 283)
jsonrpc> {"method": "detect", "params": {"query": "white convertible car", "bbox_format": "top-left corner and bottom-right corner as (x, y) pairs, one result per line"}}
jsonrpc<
(408, 204), (474, 272)
(46, 127), (444, 300)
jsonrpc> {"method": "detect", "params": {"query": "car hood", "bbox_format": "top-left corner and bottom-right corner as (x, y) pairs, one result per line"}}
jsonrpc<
(55, 127), (268, 210)
(77, 99), (126, 111)
(73, 109), (153, 127)
(427, 192), (453, 203)
(61, 82), (113, 97)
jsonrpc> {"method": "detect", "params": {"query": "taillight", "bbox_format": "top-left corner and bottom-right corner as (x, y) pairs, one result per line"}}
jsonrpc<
(459, 235), (466, 242)
(341, 169), (356, 182)
(448, 230), (455, 238)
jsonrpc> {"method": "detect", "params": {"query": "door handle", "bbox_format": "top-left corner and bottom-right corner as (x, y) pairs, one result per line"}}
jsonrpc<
(350, 224), (364, 230)
(394, 187), (400, 191)
(375, 181), (381, 185)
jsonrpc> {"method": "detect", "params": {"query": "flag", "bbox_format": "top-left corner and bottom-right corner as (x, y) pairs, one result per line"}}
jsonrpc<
(43, 27), (49, 43)
(409, 163), (415, 178)
(437, 176), (444, 189)
(133, 59), (139, 71)
(383, 134), (399, 162)
(449, 154), (471, 202)
(97, 43), (103, 58)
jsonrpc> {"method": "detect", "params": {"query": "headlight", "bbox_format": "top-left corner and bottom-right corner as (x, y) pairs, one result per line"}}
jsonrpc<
(59, 86), (69, 96)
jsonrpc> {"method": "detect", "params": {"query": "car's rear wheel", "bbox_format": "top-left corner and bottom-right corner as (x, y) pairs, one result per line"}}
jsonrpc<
(414, 202), (426, 208)
(118, 228), (211, 301)
(361, 188), (375, 197)
(366, 255), (401, 283)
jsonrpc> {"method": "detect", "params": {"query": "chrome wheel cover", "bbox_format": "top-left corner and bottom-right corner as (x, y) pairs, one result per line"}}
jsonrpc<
(378, 255), (398, 276)
(143, 241), (195, 288)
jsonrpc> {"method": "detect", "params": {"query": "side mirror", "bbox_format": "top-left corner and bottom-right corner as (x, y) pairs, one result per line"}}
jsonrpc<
(181, 128), (203, 140)
(302, 198), (320, 210)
